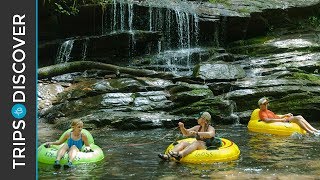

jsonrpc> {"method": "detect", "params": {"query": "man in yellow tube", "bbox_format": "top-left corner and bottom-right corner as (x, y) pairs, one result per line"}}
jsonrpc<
(258, 97), (320, 135)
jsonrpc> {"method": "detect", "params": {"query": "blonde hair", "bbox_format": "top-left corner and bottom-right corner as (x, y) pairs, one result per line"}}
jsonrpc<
(71, 119), (83, 128)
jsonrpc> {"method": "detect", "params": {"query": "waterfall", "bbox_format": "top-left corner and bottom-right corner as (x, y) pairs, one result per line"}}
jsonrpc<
(111, 0), (133, 32)
(174, 10), (190, 49)
(193, 14), (199, 47)
(55, 40), (74, 64)
(81, 38), (89, 61)
(110, 0), (136, 56)
(230, 101), (240, 125)
(164, 9), (172, 48)
(156, 8), (163, 32)
(149, 7), (153, 31)
(107, 0), (203, 75)
(175, 10), (184, 49)
(120, 0), (125, 31)
(128, 2), (134, 32)
(128, 2), (135, 56)
(158, 41), (162, 54)
(112, 0), (117, 32)
(109, 0), (199, 50)
(186, 13), (191, 49)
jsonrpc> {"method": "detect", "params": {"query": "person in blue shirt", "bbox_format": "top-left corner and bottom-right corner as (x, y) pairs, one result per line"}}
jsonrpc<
(45, 119), (92, 168)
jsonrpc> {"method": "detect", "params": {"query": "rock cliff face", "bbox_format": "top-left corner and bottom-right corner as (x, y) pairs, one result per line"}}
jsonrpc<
(39, 0), (320, 41)
(38, 0), (320, 129)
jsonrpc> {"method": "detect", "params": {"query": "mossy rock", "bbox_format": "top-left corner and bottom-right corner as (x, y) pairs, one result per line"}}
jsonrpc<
(290, 72), (320, 84)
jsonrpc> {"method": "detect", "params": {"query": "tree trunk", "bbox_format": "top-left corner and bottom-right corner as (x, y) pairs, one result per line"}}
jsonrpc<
(38, 61), (176, 79)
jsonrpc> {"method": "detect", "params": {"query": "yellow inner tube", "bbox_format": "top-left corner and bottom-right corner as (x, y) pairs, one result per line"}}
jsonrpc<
(248, 109), (306, 135)
(164, 138), (240, 164)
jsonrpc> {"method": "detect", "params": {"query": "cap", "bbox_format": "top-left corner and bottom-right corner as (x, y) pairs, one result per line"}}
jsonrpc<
(200, 112), (211, 122)
(258, 97), (269, 105)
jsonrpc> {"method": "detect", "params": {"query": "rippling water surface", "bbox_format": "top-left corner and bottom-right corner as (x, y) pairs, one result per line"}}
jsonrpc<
(38, 123), (320, 179)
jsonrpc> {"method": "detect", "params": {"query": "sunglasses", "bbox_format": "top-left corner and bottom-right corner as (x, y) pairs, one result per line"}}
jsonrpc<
(262, 102), (269, 105)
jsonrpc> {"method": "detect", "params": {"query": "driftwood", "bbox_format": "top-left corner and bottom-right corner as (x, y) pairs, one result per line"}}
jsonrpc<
(38, 61), (177, 79)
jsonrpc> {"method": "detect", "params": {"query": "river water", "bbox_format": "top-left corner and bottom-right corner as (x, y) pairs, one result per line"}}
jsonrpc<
(38, 122), (320, 179)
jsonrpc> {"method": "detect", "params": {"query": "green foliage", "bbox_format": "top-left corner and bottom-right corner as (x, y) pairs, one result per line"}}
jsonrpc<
(54, 0), (79, 16)
(47, 0), (111, 16)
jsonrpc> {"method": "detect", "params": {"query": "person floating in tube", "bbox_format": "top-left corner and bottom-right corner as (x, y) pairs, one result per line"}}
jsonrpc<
(158, 112), (220, 161)
(258, 97), (320, 135)
(45, 119), (92, 169)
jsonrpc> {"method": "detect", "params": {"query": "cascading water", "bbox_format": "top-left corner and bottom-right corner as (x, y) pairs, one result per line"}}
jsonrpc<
(164, 9), (172, 48)
(112, 0), (117, 32)
(230, 101), (240, 125)
(128, 2), (135, 56)
(55, 38), (90, 64)
(55, 1), (206, 75)
(81, 38), (89, 61)
(150, 8), (201, 75)
(55, 40), (74, 64)
(108, 0), (203, 76)
(120, 0), (125, 31)
(175, 9), (190, 49)
(146, 4), (199, 50)
(111, 0), (135, 33)
(128, 3), (134, 32)
(110, 0), (136, 56)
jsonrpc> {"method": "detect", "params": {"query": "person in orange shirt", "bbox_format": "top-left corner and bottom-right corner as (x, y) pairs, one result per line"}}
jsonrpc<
(258, 97), (320, 135)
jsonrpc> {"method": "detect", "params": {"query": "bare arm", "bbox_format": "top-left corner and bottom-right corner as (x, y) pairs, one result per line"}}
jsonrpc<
(82, 133), (92, 151)
(82, 133), (91, 147)
(262, 117), (287, 122)
(278, 113), (293, 118)
(46, 133), (69, 146)
(178, 122), (198, 136)
(197, 126), (215, 138)
(260, 110), (291, 123)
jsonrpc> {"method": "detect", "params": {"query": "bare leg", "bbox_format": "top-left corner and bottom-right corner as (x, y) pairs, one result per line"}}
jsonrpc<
(158, 142), (190, 160)
(180, 141), (206, 157)
(56, 144), (69, 161)
(172, 141), (190, 153)
(295, 116), (318, 132)
(68, 145), (79, 162)
(289, 117), (314, 134)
